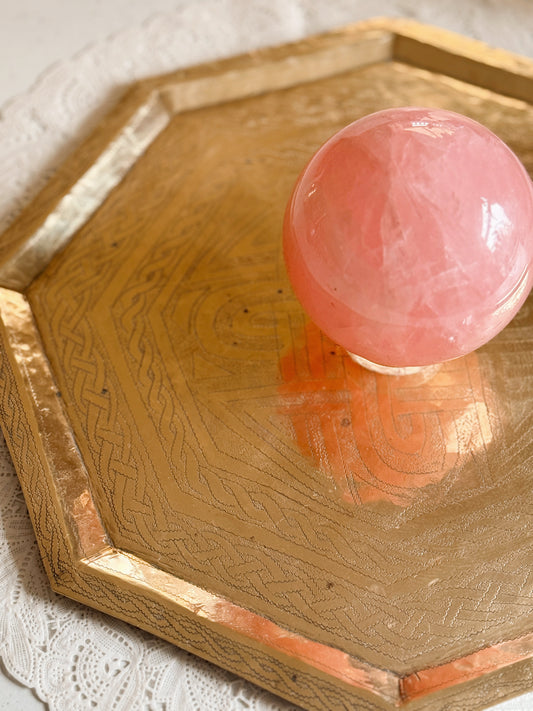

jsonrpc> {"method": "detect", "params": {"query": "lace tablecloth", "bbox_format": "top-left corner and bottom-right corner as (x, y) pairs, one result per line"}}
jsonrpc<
(1, 2), (533, 709)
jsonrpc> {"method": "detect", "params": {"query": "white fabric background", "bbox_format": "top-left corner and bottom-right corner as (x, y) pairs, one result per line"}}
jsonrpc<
(0, 1), (532, 709)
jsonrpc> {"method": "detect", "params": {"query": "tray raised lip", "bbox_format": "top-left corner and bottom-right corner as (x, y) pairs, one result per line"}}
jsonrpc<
(1, 16), (532, 291)
(1, 18), (533, 711)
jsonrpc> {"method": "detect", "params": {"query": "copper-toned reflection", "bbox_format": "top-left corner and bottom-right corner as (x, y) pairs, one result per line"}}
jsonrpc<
(401, 631), (533, 702)
(279, 321), (495, 506)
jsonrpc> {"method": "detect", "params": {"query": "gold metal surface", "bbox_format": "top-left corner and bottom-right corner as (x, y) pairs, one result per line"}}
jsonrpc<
(0, 288), (109, 559)
(1, 18), (533, 711)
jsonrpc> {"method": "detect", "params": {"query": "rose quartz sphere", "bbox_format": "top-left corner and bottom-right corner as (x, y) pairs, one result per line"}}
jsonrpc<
(283, 107), (533, 367)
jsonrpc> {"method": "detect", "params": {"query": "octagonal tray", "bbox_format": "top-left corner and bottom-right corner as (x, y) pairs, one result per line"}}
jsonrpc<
(1, 18), (533, 711)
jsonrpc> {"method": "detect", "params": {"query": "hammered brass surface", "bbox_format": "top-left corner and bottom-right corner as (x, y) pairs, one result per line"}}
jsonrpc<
(2, 19), (533, 711)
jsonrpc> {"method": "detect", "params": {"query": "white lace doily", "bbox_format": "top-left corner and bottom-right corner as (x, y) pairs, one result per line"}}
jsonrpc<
(1, 2), (533, 709)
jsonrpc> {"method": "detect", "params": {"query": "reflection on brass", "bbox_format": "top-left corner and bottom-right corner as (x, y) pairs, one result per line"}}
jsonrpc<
(0, 288), (108, 559)
(401, 630), (533, 702)
(1, 18), (533, 711)
(88, 547), (400, 704)
(0, 93), (171, 291)
(278, 321), (495, 507)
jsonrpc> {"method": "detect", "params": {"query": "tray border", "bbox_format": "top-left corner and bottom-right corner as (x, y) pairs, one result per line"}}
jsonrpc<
(1, 17), (532, 290)
(0, 287), (399, 710)
(1, 18), (533, 710)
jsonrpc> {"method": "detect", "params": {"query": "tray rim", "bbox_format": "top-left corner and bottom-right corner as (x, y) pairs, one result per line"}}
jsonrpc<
(1, 17), (533, 711)
(2, 16), (533, 291)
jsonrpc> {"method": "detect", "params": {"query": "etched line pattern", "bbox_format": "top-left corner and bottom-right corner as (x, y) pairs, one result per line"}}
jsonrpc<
(25, 61), (533, 673)
(0, 340), (382, 711)
(278, 321), (496, 507)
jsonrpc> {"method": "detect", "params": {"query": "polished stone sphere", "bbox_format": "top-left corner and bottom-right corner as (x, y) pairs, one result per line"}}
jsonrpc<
(283, 107), (533, 368)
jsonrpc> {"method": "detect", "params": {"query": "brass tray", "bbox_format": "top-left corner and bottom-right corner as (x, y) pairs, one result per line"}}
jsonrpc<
(1, 18), (533, 710)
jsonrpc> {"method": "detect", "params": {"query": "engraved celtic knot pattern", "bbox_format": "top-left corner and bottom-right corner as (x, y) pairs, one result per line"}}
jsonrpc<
(3, 5), (533, 711)
(22, 50), (533, 683)
(279, 321), (496, 507)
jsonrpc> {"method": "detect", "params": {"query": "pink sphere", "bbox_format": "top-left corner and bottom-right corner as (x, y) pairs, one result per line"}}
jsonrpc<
(283, 107), (533, 367)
